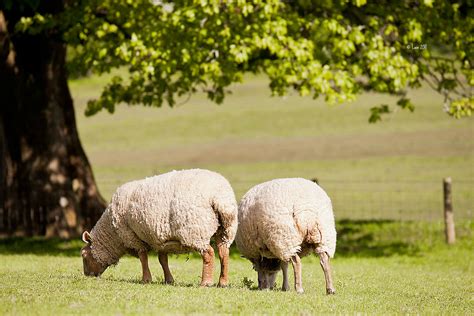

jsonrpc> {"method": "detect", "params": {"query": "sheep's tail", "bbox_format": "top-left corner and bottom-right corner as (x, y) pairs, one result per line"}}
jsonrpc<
(211, 194), (238, 248)
(294, 203), (337, 258)
(303, 224), (322, 245)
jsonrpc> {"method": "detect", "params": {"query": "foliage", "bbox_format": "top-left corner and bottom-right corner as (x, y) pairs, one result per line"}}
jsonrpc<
(7, 0), (473, 121)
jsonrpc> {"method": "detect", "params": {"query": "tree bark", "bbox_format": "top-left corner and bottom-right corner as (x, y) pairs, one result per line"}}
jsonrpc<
(0, 3), (106, 238)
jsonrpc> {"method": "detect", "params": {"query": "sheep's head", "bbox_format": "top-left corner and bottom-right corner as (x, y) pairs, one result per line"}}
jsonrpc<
(81, 231), (107, 277)
(252, 258), (281, 290)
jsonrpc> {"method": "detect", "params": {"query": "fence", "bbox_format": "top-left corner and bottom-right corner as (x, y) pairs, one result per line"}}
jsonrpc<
(98, 177), (473, 223)
(85, 176), (474, 248)
(318, 179), (473, 222)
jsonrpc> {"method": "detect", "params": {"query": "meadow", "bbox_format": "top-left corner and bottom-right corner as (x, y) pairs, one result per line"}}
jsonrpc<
(72, 73), (473, 221)
(1, 227), (473, 314)
(1, 74), (473, 314)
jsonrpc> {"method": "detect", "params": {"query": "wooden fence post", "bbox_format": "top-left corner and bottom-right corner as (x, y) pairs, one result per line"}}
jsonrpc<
(443, 177), (455, 245)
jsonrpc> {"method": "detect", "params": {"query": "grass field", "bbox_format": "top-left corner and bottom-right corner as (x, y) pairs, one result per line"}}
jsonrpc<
(1, 74), (473, 314)
(1, 222), (473, 314)
(71, 73), (474, 221)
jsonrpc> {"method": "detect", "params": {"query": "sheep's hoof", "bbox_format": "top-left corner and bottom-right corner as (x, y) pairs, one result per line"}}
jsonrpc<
(141, 277), (152, 284)
(281, 285), (290, 292)
(217, 282), (228, 288)
(200, 281), (213, 287)
(326, 288), (336, 295)
(164, 279), (174, 285)
(296, 288), (304, 294)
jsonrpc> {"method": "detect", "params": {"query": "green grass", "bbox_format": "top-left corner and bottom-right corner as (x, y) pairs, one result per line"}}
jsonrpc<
(1, 221), (473, 314)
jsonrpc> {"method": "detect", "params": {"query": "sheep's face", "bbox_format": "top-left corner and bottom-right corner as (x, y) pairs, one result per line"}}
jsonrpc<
(81, 231), (107, 277)
(252, 258), (281, 290)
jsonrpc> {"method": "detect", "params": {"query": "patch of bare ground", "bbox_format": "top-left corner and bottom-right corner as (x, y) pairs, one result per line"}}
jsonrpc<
(90, 127), (473, 167)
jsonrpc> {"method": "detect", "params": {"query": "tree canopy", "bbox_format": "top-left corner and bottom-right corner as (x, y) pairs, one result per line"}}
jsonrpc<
(10, 0), (474, 121)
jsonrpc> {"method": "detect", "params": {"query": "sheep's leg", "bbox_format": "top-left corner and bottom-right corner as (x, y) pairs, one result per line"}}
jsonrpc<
(200, 245), (214, 286)
(290, 254), (304, 294)
(138, 249), (152, 284)
(216, 235), (229, 287)
(281, 261), (290, 291)
(267, 271), (278, 290)
(319, 251), (336, 295)
(158, 252), (174, 284)
(257, 270), (267, 290)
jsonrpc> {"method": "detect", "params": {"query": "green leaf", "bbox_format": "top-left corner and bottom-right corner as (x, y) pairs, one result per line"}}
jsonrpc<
(448, 97), (474, 119)
(369, 105), (391, 123)
(396, 98), (415, 112)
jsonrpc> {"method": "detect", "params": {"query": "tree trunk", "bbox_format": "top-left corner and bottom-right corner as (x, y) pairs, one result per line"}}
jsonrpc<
(0, 4), (106, 238)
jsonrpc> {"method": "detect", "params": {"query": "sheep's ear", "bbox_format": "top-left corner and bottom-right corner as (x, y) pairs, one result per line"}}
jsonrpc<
(82, 231), (92, 243)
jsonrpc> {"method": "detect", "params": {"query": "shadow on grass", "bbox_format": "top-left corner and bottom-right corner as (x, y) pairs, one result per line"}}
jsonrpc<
(102, 277), (198, 288)
(335, 219), (421, 257)
(0, 237), (83, 257)
(0, 220), (451, 258)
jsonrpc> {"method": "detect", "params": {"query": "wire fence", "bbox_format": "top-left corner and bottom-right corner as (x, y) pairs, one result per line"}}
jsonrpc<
(92, 176), (473, 246)
(96, 177), (474, 223)
(321, 179), (473, 222)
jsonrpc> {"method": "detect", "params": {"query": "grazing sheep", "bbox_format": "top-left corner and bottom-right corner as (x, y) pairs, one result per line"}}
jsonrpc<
(80, 169), (238, 287)
(235, 178), (336, 294)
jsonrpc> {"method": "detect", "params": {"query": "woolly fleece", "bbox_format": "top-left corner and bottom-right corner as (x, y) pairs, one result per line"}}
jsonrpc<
(89, 169), (238, 266)
(236, 178), (336, 262)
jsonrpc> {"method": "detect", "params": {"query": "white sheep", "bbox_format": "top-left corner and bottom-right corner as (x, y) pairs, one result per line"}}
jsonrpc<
(80, 169), (238, 287)
(235, 178), (336, 294)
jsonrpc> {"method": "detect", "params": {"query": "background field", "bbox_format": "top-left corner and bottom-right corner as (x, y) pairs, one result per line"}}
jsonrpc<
(72, 73), (473, 221)
(1, 74), (473, 314)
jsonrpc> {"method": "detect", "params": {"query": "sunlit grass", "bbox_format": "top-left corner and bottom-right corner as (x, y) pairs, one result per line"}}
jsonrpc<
(1, 221), (473, 314)
(0, 221), (474, 315)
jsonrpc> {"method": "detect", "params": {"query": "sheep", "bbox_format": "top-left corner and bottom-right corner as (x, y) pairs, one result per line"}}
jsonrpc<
(80, 168), (238, 287)
(235, 178), (336, 294)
